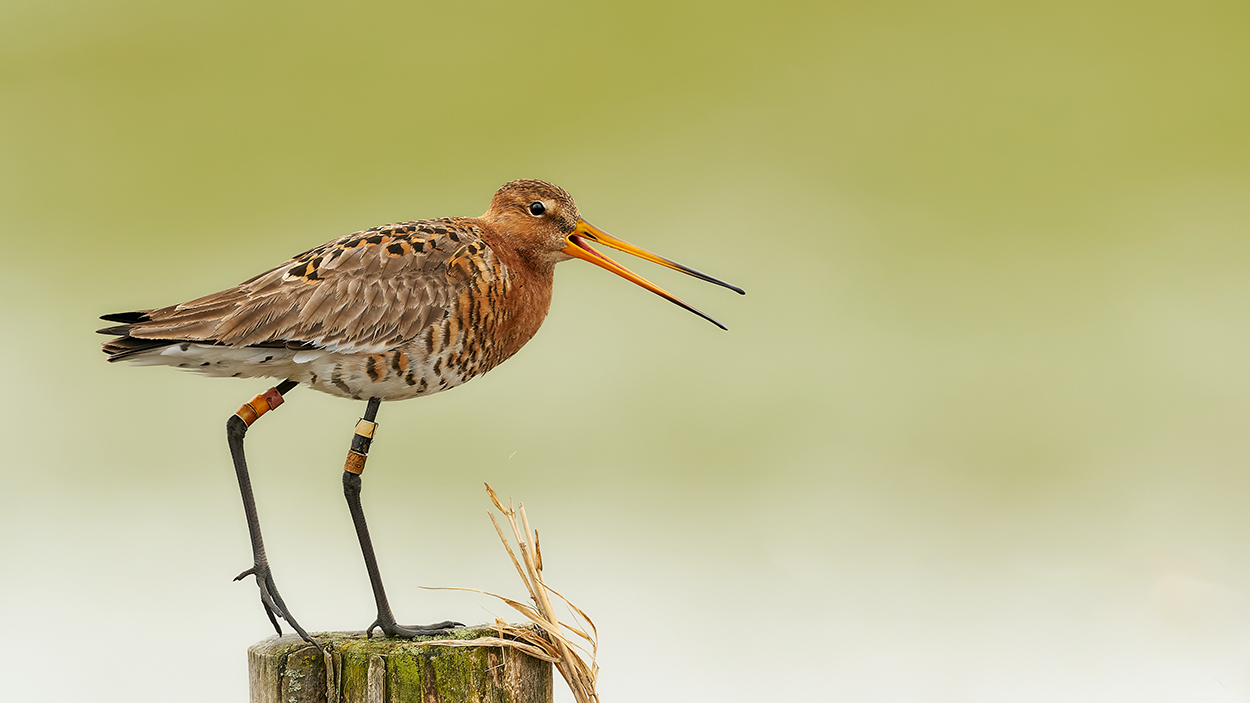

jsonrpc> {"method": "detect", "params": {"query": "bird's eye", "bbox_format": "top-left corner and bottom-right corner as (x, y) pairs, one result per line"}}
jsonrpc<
(528, 201), (546, 217)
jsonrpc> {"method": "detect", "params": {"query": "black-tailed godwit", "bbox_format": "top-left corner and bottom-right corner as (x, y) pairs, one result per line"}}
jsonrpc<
(98, 179), (743, 642)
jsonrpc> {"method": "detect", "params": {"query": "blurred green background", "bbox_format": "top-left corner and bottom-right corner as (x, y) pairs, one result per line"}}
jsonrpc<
(2, 0), (1249, 700)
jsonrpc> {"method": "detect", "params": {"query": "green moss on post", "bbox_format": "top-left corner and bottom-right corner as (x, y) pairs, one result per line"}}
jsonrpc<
(248, 627), (553, 703)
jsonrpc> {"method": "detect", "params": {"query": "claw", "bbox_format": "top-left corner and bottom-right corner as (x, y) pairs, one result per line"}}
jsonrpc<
(369, 618), (464, 639)
(414, 620), (464, 631)
(235, 561), (318, 645)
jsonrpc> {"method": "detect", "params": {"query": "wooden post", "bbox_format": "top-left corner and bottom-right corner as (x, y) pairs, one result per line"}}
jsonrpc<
(249, 627), (553, 703)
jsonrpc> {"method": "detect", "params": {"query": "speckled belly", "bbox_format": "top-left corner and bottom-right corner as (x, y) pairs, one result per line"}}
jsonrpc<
(291, 345), (464, 401)
(292, 304), (528, 401)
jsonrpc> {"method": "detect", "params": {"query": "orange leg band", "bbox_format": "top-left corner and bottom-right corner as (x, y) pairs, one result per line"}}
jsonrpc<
(234, 387), (287, 427)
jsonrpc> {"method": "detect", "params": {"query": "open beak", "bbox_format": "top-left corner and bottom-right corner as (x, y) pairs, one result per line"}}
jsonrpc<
(561, 219), (745, 330)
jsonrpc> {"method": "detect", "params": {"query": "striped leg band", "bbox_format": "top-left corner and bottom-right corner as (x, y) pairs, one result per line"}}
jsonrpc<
(344, 419), (377, 475)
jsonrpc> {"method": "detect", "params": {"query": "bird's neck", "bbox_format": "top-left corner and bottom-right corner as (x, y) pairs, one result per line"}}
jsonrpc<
(478, 224), (557, 365)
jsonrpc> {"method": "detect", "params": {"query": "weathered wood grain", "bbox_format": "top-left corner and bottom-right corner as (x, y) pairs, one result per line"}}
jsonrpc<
(248, 627), (553, 703)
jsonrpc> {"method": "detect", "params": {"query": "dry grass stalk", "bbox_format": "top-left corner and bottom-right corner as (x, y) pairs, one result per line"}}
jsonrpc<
(422, 483), (600, 703)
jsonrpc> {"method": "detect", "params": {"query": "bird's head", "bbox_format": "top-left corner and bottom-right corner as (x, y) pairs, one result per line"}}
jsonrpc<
(483, 179), (745, 329)
(483, 179), (583, 261)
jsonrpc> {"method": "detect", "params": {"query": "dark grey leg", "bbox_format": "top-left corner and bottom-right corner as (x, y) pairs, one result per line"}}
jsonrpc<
(226, 379), (316, 645)
(343, 397), (462, 638)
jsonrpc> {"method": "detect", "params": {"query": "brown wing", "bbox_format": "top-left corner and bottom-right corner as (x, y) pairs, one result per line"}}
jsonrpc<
(112, 218), (496, 355)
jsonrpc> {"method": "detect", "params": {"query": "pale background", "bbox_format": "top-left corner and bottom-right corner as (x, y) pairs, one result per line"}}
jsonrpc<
(2, 1), (1250, 701)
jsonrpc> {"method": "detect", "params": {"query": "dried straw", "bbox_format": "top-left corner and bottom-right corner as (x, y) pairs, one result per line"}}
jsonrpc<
(422, 484), (600, 703)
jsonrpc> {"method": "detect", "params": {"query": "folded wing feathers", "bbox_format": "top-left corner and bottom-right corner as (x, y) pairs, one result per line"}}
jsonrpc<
(101, 223), (482, 358)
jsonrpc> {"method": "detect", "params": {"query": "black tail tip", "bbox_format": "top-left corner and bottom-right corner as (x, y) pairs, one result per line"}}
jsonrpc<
(100, 311), (150, 324)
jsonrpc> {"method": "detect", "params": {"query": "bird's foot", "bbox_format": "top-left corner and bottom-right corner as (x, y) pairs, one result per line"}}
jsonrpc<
(234, 561), (318, 646)
(366, 614), (463, 639)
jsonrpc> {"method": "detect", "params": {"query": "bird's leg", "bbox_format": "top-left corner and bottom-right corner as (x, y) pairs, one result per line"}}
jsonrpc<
(343, 398), (462, 638)
(226, 379), (317, 645)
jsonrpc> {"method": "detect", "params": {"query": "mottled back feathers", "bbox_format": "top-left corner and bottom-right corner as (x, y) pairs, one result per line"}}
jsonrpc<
(103, 217), (497, 359)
